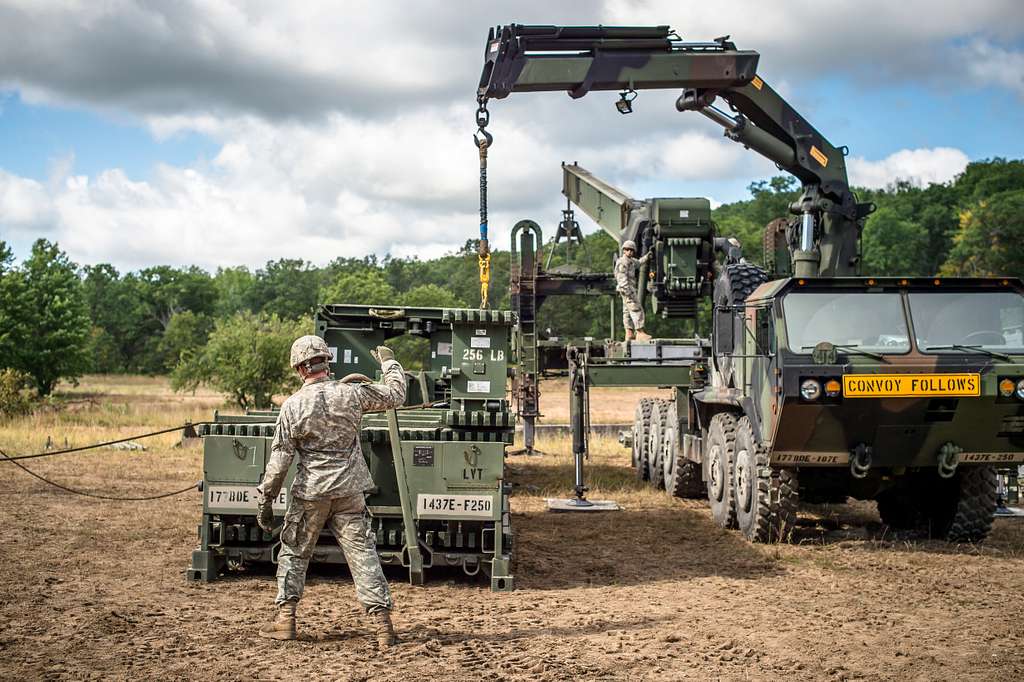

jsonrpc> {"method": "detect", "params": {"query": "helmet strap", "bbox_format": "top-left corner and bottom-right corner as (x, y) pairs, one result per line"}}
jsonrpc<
(304, 359), (330, 374)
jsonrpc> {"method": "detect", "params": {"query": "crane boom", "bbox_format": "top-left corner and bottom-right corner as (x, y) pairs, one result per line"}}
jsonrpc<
(561, 163), (636, 243)
(561, 162), (717, 318)
(477, 24), (874, 277)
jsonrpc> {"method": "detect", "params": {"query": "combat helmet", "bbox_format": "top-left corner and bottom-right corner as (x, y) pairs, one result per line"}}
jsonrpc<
(290, 335), (332, 370)
(621, 240), (637, 252)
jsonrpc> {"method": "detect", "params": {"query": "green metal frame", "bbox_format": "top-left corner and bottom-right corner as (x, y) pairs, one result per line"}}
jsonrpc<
(187, 305), (517, 591)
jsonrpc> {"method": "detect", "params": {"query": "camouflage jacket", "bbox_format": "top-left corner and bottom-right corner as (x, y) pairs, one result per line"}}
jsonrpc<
(257, 359), (407, 501)
(614, 252), (650, 294)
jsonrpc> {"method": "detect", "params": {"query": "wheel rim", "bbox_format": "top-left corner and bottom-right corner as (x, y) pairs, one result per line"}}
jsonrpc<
(735, 448), (751, 513)
(709, 444), (724, 500)
(631, 424), (641, 467)
(663, 427), (674, 480)
(649, 418), (660, 475)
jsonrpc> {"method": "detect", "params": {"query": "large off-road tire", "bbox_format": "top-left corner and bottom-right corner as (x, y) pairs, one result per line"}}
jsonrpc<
(925, 466), (998, 543)
(732, 416), (799, 542)
(663, 402), (704, 499)
(705, 412), (738, 529)
(717, 262), (769, 304)
(648, 399), (669, 489)
(713, 263), (769, 385)
(632, 399), (654, 481)
(877, 468), (997, 542)
(876, 487), (921, 530)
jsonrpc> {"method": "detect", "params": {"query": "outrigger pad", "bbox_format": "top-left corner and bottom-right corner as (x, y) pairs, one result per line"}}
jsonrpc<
(545, 497), (621, 512)
(995, 506), (1024, 518)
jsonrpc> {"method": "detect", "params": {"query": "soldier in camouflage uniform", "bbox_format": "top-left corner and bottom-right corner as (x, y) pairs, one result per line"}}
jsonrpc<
(615, 240), (652, 342)
(255, 335), (407, 646)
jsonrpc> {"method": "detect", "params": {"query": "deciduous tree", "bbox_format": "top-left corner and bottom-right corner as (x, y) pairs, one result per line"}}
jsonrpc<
(172, 312), (308, 408)
(942, 190), (1024, 277)
(10, 240), (91, 395)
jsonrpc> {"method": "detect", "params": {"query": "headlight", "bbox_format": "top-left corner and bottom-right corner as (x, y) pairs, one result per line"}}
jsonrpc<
(999, 378), (1016, 398)
(800, 379), (822, 401)
(1016, 379), (1024, 400)
(824, 379), (842, 398)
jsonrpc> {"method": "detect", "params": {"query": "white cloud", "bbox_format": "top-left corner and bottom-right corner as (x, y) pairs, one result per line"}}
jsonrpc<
(1, 105), (767, 270)
(0, 3), (1018, 269)
(958, 39), (1024, 96)
(0, 169), (55, 231)
(847, 147), (969, 188)
(2, 1), (1022, 124)
(0, 104), (975, 272)
(0, 1), (582, 119)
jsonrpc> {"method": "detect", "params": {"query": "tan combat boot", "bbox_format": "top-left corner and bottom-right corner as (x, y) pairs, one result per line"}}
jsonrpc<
(635, 329), (652, 342)
(624, 329), (635, 342)
(371, 610), (398, 649)
(259, 602), (297, 641)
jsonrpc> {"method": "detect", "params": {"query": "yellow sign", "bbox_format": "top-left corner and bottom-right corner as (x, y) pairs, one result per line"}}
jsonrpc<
(751, 75), (764, 90)
(809, 145), (829, 167)
(842, 373), (980, 398)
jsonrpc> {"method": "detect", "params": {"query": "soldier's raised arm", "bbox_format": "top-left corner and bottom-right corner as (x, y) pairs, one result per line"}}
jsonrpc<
(356, 345), (407, 412)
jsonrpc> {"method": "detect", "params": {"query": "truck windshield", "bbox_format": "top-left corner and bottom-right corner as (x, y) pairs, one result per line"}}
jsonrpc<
(909, 291), (1024, 352)
(782, 292), (910, 353)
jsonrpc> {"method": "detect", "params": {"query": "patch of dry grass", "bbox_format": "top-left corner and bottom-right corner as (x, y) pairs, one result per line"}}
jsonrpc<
(536, 378), (669, 424)
(0, 375), (224, 468)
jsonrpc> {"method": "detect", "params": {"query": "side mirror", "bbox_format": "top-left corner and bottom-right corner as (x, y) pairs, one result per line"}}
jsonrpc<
(714, 306), (734, 355)
(755, 307), (774, 355)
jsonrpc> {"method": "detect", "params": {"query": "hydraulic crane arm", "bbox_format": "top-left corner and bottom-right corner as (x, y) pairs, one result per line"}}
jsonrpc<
(562, 162), (717, 319)
(561, 163), (642, 244)
(477, 24), (874, 277)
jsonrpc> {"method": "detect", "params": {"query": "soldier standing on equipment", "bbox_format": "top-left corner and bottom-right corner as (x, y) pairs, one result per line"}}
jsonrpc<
(615, 240), (652, 341)
(254, 335), (407, 647)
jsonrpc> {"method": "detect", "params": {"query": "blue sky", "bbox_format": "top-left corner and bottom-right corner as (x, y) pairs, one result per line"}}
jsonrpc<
(0, 92), (219, 181)
(0, 1), (1022, 271)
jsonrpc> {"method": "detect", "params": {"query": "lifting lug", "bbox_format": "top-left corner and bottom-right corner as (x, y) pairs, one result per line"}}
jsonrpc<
(850, 443), (872, 479)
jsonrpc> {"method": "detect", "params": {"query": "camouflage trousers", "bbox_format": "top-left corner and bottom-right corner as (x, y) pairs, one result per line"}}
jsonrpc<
(275, 493), (392, 614)
(620, 289), (645, 331)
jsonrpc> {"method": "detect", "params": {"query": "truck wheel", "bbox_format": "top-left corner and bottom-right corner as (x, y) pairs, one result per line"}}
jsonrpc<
(664, 403), (704, 499)
(733, 416), (799, 542)
(705, 412), (738, 529)
(722, 262), (769, 301)
(876, 486), (921, 530)
(927, 466), (998, 543)
(648, 400), (668, 489)
(632, 399), (654, 481)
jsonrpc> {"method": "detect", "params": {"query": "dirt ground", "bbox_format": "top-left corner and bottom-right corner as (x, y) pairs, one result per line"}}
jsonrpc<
(0, 376), (1022, 681)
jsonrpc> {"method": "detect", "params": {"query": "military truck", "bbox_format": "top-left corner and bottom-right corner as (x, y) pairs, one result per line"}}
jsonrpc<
(187, 304), (516, 590)
(477, 23), (1022, 542)
(691, 272), (1021, 541)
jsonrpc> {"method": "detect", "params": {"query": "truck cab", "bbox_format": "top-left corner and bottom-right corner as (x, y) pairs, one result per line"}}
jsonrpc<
(704, 275), (1024, 542)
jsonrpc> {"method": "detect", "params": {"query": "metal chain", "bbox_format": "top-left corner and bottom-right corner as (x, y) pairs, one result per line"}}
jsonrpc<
(474, 96), (493, 309)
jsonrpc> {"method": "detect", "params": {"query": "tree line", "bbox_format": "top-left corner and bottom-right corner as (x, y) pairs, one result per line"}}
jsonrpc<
(1, 158), (1020, 408)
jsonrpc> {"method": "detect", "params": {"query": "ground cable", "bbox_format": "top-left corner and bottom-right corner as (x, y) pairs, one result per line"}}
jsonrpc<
(0, 447), (201, 501)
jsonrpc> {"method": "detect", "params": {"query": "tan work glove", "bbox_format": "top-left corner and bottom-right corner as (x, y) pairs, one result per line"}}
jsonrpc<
(255, 492), (274, 533)
(371, 345), (395, 364)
